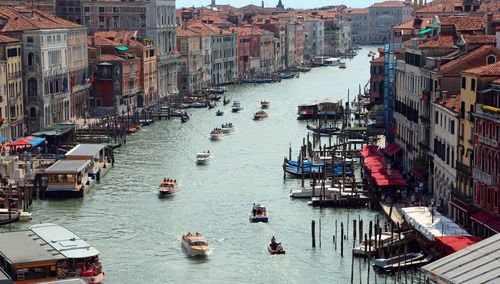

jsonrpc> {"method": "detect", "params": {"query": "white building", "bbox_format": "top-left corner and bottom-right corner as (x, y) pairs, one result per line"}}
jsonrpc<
(304, 19), (324, 58)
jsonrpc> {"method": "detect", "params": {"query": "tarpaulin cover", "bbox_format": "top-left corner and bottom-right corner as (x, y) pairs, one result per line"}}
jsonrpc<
(0, 136), (5, 143)
(7, 136), (46, 147)
(435, 236), (483, 255)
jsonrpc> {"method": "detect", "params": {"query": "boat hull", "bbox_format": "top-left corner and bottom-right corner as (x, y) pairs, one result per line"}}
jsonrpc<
(210, 134), (221, 140)
(82, 272), (105, 284)
(250, 215), (268, 223)
(268, 243), (286, 254)
(182, 241), (209, 256)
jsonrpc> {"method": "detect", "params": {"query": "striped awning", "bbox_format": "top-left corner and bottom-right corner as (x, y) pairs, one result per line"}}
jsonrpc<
(7, 136), (46, 147)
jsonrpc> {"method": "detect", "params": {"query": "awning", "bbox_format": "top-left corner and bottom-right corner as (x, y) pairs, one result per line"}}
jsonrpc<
(384, 143), (402, 156)
(116, 46), (128, 51)
(435, 236), (483, 255)
(7, 136), (46, 147)
(418, 27), (436, 35)
(0, 137), (5, 143)
(450, 199), (472, 213)
(411, 167), (426, 178)
(471, 210), (500, 234)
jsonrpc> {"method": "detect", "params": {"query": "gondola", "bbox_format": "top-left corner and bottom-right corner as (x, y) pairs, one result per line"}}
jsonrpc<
(181, 113), (190, 123)
(216, 110), (224, 116)
(223, 97), (231, 105)
(306, 124), (340, 134)
(0, 212), (20, 225)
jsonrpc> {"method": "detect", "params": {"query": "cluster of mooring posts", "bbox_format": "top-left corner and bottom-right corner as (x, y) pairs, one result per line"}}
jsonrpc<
(310, 214), (427, 284)
(284, 88), (377, 208)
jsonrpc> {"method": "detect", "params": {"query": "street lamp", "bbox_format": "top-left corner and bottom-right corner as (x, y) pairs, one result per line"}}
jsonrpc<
(429, 199), (437, 223)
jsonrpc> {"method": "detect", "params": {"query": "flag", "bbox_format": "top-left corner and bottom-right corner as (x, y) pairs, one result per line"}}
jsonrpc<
(69, 76), (73, 94)
(82, 72), (87, 86)
(174, 45), (178, 54)
(198, 66), (203, 72)
(391, 124), (396, 134)
(62, 77), (69, 93)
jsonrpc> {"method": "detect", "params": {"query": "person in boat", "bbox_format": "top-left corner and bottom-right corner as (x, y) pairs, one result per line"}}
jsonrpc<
(271, 236), (276, 244)
(207, 150), (210, 154)
(164, 178), (167, 182)
(252, 203), (256, 216)
(277, 243), (283, 252)
(174, 179), (176, 183)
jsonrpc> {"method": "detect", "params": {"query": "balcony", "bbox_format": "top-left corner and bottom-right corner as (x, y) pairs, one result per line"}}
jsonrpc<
(452, 189), (473, 204)
(10, 95), (17, 105)
(418, 141), (430, 152)
(7, 71), (22, 80)
(419, 114), (430, 125)
(475, 104), (500, 123)
(484, 137), (491, 146)
(478, 136), (484, 143)
(456, 161), (471, 175)
(473, 168), (496, 187)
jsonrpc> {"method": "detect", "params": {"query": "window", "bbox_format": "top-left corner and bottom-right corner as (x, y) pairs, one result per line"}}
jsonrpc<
(487, 55), (496, 65)
(471, 78), (476, 91)
(451, 120), (455, 135)
(27, 36), (33, 43)
(496, 126), (499, 141)
(99, 7), (104, 13)
(84, 7), (90, 13)
(461, 77), (466, 89)
(435, 111), (438, 124)
(489, 124), (492, 139)
(113, 7), (119, 13)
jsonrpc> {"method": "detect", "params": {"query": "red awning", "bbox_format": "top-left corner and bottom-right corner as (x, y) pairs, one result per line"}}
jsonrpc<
(471, 210), (500, 234)
(435, 236), (483, 255)
(450, 199), (472, 213)
(384, 143), (402, 156)
(411, 167), (426, 178)
(361, 145), (383, 157)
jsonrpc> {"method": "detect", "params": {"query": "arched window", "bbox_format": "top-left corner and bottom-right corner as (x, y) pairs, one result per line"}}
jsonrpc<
(488, 151), (492, 174)
(487, 55), (496, 65)
(482, 149), (485, 171)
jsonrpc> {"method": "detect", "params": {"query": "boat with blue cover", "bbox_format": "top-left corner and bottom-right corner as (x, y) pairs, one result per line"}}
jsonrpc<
(216, 110), (224, 116)
(279, 73), (296, 79)
(250, 204), (268, 223)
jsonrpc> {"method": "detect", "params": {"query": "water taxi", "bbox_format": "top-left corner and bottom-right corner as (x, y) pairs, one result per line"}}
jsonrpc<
(44, 159), (95, 198)
(318, 98), (343, 119)
(157, 179), (178, 196)
(65, 144), (112, 182)
(250, 204), (268, 223)
(196, 151), (212, 164)
(261, 101), (270, 108)
(221, 123), (234, 133)
(253, 110), (268, 120)
(339, 62), (346, 69)
(232, 101), (243, 112)
(182, 233), (210, 256)
(210, 128), (223, 140)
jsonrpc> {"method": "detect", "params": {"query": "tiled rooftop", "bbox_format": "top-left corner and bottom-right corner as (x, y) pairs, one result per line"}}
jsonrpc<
(463, 60), (500, 76)
(438, 45), (500, 73)
(0, 5), (82, 32)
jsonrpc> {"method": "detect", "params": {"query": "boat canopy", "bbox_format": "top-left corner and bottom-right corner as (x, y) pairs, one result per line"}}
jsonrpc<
(30, 224), (100, 259)
(45, 159), (90, 174)
(0, 230), (65, 265)
(65, 144), (106, 158)
(319, 98), (342, 105)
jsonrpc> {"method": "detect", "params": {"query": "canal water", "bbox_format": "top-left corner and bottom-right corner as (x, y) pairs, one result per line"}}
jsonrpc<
(5, 46), (402, 283)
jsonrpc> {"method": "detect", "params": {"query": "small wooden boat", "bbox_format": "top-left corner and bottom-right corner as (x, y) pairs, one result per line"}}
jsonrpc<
(210, 128), (223, 140)
(261, 101), (270, 109)
(253, 110), (268, 120)
(353, 232), (407, 256)
(255, 78), (273, 84)
(279, 73), (296, 79)
(373, 253), (425, 273)
(268, 242), (286, 254)
(232, 101), (243, 112)
(223, 97), (231, 105)
(250, 204), (268, 223)
(339, 62), (346, 69)
(182, 233), (210, 256)
(158, 179), (178, 196)
(196, 152), (212, 164)
(0, 212), (20, 225)
(216, 110), (224, 116)
(221, 123), (234, 133)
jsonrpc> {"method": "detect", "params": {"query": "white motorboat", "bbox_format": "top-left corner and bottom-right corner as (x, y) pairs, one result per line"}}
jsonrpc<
(290, 186), (339, 198)
(210, 128), (223, 140)
(182, 233), (210, 256)
(196, 152), (212, 164)
(221, 123), (234, 133)
(232, 101), (243, 112)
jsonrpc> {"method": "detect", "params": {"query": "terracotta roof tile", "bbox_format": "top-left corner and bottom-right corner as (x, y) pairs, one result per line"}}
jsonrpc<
(0, 5), (83, 32)
(0, 34), (19, 43)
(463, 60), (500, 76)
(372, 1), (410, 8)
(435, 94), (461, 113)
(419, 33), (457, 48)
(439, 16), (484, 31)
(392, 17), (433, 30)
(438, 46), (500, 73)
(491, 78), (500, 85)
(371, 56), (385, 63)
(349, 8), (369, 14)
(463, 35), (496, 44)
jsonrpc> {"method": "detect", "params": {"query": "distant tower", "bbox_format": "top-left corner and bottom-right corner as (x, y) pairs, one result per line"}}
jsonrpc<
(211, 0), (215, 8)
(262, 1), (264, 9)
(276, 0), (284, 9)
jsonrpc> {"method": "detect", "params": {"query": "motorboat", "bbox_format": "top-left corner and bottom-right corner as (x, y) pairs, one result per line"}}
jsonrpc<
(325, 57), (340, 66)
(373, 253), (425, 273)
(0, 208), (31, 222)
(268, 241), (286, 254)
(191, 102), (208, 108)
(253, 110), (268, 120)
(261, 101), (270, 109)
(339, 62), (346, 69)
(297, 103), (317, 120)
(182, 233), (210, 256)
(216, 110), (224, 116)
(208, 94), (222, 101)
(232, 101), (243, 112)
(290, 187), (339, 198)
(279, 73), (296, 79)
(221, 123), (234, 133)
(250, 204), (268, 223)
(210, 128), (223, 140)
(157, 179), (178, 196)
(196, 151), (212, 164)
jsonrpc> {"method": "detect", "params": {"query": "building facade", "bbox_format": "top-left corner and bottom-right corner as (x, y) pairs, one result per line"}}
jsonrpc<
(368, 1), (413, 44)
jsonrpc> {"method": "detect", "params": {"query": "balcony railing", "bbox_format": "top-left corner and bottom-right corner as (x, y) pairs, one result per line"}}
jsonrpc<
(473, 168), (496, 187)
(456, 161), (471, 175)
(478, 136), (484, 143)
(418, 141), (430, 152)
(7, 71), (22, 80)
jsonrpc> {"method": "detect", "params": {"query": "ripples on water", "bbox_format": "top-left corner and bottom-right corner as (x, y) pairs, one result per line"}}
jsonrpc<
(2, 46), (402, 283)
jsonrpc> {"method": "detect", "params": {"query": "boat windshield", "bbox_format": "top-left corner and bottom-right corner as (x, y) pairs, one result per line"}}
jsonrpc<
(190, 241), (208, 246)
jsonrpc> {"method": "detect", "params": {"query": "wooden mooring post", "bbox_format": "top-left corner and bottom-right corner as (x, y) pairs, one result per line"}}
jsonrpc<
(311, 220), (316, 248)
